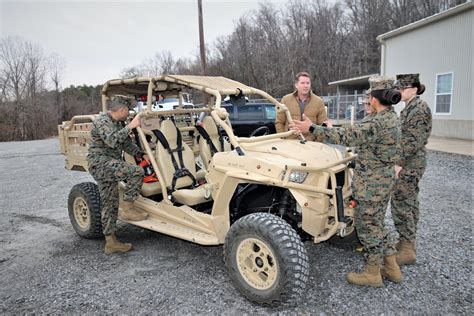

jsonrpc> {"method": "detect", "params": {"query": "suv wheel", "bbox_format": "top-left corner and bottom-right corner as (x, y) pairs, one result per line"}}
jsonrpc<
(224, 213), (309, 305)
(68, 182), (103, 239)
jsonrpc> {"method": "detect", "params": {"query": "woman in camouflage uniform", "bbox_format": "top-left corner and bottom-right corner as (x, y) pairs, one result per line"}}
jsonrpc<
(291, 76), (402, 287)
(392, 74), (432, 265)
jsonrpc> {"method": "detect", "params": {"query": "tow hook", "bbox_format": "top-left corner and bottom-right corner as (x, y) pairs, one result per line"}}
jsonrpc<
(337, 222), (348, 237)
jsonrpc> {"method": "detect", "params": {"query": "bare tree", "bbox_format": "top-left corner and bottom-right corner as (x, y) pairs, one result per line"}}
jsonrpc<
(0, 36), (63, 141)
(49, 53), (65, 123)
(144, 51), (176, 75)
(0, 37), (30, 140)
(119, 66), (144, 79)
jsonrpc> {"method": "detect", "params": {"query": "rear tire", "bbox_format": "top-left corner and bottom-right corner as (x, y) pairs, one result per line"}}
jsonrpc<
(68, 182), (102, 239)
(224, 213), (309, 305)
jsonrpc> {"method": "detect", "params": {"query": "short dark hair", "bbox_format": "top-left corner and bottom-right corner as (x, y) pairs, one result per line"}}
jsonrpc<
(295, 72), (311, 83)
(108, 100), (129, 112)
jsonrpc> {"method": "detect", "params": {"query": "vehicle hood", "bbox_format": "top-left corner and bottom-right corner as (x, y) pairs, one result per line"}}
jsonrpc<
(211, 138), (346, 182)
(239, 139), (344, 168)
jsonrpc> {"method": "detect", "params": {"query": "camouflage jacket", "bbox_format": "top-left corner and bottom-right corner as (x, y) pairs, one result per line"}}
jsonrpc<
(312, 107), (399, 202)
(396, 96), (432, 169)
(87, 113), (143, 165)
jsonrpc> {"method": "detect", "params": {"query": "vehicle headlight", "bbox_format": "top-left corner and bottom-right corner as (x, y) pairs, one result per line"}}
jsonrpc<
(289, 171), (308, 183)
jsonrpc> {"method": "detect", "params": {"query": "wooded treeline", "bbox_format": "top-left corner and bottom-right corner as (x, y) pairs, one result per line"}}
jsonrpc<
(0, 37), (102, 141)
(0, 0), (465, 141)
(124, 0), (465, 97)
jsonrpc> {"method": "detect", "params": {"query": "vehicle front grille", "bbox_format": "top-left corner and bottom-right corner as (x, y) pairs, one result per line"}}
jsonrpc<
(327, 171), (345, 189)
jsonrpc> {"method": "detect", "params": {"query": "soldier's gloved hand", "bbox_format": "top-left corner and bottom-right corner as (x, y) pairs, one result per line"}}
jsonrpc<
(395, 165), (402, 179)
(127, 114), (141, 129)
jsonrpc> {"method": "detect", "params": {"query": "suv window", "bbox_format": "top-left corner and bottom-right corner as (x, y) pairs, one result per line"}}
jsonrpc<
(264, 105), (276, 120)
(222, 105), (234, 119)
(237, 105), (263, 120)
(219, 102), (276, 137)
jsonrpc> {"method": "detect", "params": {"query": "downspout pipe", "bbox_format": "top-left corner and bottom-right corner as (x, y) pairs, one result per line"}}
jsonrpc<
(379, 39), (386, 76)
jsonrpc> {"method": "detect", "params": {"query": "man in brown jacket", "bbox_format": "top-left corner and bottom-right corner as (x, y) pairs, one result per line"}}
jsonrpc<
(275, 72), (327, 141)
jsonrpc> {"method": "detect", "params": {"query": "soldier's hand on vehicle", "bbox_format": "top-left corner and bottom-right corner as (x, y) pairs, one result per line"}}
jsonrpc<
(127, 114), (141, 129)
(143, 154), (150, 162)
(290, 114), (313, 133)
(395, 165), (402, 179)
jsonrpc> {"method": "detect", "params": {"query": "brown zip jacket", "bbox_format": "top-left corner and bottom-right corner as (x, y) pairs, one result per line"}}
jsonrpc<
(275, 90), (327, 141)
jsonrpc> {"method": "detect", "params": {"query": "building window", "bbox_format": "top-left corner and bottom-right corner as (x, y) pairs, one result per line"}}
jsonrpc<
(435, 72), (453, 114)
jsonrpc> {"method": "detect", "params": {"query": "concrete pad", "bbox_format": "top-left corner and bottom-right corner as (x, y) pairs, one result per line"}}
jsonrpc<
(427, 136), (473, 156)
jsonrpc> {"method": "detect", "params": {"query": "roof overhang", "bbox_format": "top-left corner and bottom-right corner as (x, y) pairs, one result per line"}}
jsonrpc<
(328, 74), (378, 86)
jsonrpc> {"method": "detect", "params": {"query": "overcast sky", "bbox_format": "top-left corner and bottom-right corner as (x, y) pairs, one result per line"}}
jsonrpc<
(1, 0), (290, 87)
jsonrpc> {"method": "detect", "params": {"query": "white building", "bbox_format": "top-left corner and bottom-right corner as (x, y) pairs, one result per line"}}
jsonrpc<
(377, 1), (473, 140)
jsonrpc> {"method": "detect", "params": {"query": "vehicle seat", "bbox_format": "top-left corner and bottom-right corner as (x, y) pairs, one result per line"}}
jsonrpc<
(196, 116), (232, 169)
(123, 152), (161, 197)
(154, 119), (212, 206)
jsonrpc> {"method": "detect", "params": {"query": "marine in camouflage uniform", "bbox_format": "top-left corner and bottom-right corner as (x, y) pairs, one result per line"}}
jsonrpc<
(391, 74), (432, 265)
(87, 102), (145, 237)
(291, 76), (403, 286)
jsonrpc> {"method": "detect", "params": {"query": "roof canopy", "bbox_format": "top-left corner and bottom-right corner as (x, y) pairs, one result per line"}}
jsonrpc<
(102, 75), (256, 97)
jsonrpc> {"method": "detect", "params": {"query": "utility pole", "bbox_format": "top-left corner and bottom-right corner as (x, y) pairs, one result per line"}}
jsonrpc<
(198, 0), (206, 75)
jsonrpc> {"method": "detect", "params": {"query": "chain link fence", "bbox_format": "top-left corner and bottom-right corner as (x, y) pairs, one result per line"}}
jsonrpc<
(323, 92), (367, 125)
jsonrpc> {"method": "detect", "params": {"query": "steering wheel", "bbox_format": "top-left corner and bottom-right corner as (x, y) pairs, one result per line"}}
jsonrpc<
(249, 126), (270, 137)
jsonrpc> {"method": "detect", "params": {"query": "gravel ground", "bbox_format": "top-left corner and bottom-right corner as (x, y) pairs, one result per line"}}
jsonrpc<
(0, 138), (472, 314)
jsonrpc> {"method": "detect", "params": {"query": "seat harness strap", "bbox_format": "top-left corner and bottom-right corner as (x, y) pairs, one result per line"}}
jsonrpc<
(195, 124), (219, 156)
(152, 127), (196, 191)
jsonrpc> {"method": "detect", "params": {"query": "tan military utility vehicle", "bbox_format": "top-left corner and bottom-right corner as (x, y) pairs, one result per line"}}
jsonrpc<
(58, 75), (358, 305)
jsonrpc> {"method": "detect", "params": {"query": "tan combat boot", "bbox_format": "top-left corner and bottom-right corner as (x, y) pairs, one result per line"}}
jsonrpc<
(104, 234), (132, 255)
(118, 201), (148, 221)
(346, 264), (383, 287)
(396, 241), (416, 265)
(381, 255), (403, 283)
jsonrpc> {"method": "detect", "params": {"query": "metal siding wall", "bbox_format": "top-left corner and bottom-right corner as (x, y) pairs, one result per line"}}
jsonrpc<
(382, 8), (473, 139)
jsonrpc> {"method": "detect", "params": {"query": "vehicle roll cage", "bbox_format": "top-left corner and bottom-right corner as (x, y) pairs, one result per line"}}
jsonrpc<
(63, 75), (356, 209)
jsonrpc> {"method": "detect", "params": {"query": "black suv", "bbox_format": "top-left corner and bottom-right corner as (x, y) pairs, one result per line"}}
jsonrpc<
(221, 103), (276, 137)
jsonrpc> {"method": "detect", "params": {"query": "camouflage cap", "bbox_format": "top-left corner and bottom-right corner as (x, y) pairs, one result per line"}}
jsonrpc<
(108, 97), (132, 111)
(366, 75), (396, 93)
(110, 96), (132, 108)
(362, 92), (370, 103)
(396, 73), (420, 88)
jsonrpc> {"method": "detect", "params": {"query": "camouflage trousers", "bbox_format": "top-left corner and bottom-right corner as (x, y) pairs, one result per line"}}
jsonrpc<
(391, 166), (426, 243)
(355, 197), (397, 266)
(89, 159), (144, 236)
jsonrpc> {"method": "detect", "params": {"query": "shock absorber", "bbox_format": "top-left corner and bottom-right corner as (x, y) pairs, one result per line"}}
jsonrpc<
(278, 189), (292, 217)
(335, 186), (345, 223)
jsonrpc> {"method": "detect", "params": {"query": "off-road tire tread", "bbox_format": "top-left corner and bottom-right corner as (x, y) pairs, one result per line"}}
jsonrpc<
(68, 182), (102, 239)
(224, 212), (309, 306)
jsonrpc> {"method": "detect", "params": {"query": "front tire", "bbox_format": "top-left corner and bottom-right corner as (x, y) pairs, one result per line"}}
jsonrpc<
(224, 213), (309, 305)
(68, 182), (102, 239)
